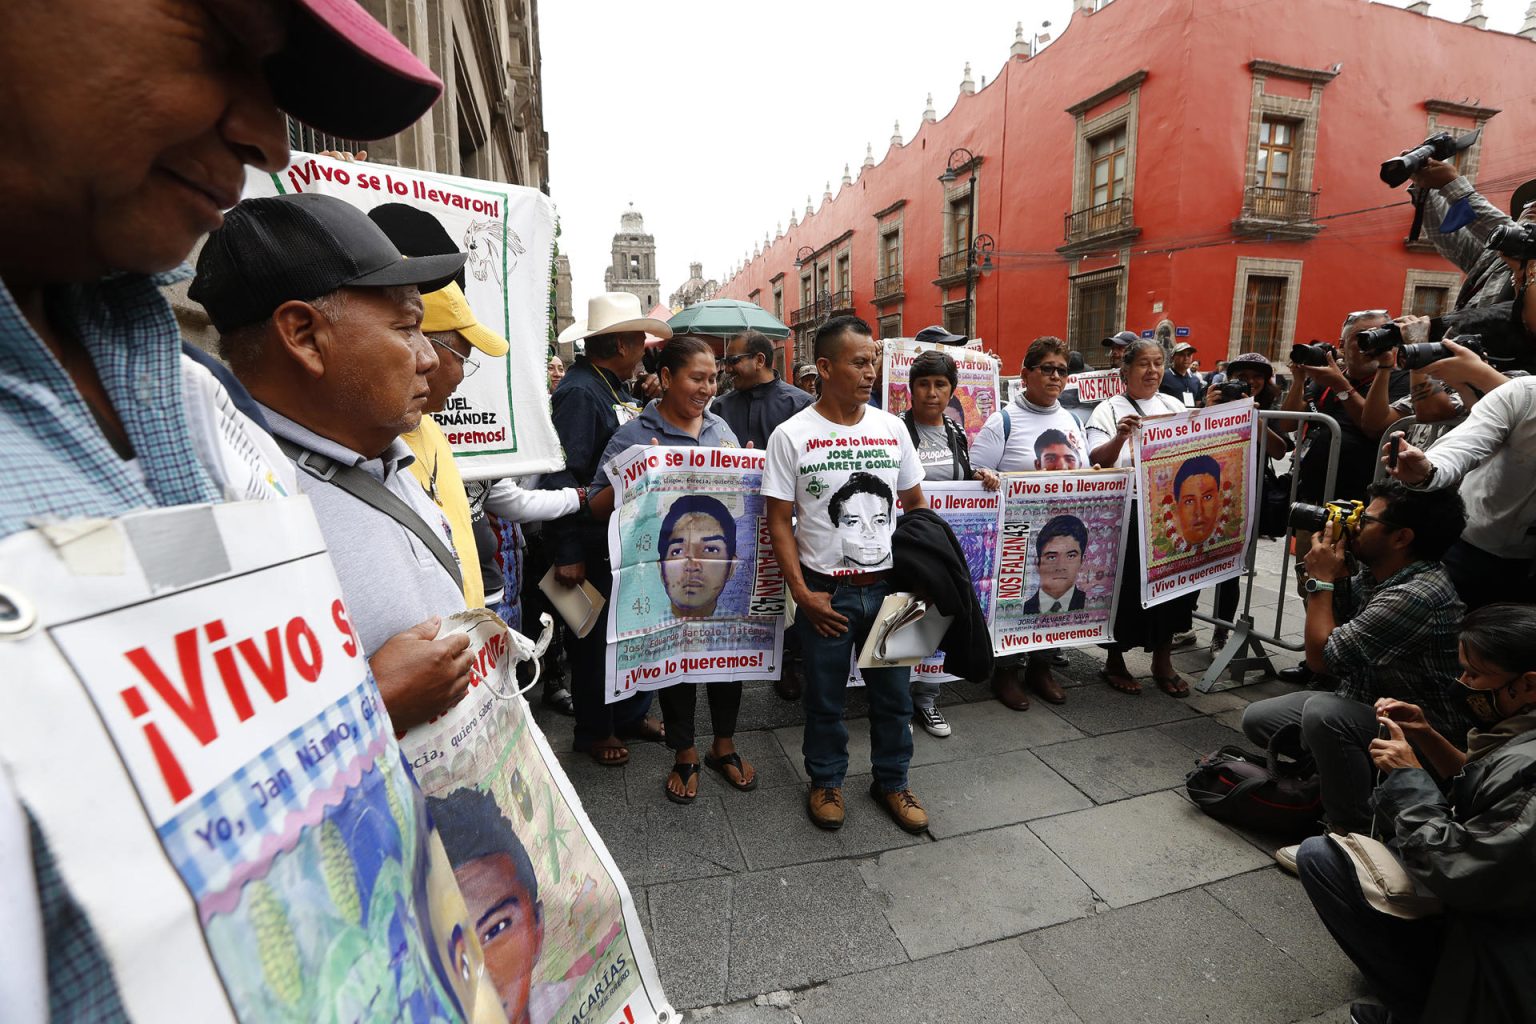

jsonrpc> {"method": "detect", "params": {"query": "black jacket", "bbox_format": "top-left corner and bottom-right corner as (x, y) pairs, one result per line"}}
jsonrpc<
(890, 507), (993, 682)
(712, 375), (813, 451)
(543, 357), (636, 565)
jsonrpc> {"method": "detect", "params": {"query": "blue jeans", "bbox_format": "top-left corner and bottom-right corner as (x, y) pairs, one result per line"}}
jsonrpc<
(797, 574), (914, 792)
(1296, 836), (1445, 1022)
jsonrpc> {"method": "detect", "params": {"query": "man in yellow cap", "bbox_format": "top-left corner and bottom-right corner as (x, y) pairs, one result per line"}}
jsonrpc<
(407, 282), (586, 629)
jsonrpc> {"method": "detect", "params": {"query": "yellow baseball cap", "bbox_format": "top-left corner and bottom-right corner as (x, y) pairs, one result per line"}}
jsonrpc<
(421, 281), (509, 357)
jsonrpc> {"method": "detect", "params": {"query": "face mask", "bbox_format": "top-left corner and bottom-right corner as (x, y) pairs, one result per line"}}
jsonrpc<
(1458, 680), (1510, 727)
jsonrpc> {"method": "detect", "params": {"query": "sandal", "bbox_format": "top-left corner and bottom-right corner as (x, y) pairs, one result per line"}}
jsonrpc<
(620, 717), (666, 743)
(587, 737), (630, 766)
(665, 762), (701, 804)
(1101, 669), (1142, 696)
(704, 751), (758, 792)
(1154, 674), (1190, 699)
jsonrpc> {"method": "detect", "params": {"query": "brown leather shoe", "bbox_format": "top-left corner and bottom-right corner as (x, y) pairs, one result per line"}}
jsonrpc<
(870, 781), (929, 834)
(992, 665), (1031, 711)
(1026, 660), (1066, 704)
(807, 786), (845, 830)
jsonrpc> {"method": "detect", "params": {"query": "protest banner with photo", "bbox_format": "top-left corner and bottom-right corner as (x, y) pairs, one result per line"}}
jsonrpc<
(882, 338), (1001, 445)
(603, 445), (784, 702)
(1069, 369), (1125, 404)
(910, 482), (1002, 685)
(991, 470), (1133, 655)
(243, 152), (562, 480)
(1134, 404), (1259, 608)
(402, 612), (674, 1024)
(0, 500), (505, 1022)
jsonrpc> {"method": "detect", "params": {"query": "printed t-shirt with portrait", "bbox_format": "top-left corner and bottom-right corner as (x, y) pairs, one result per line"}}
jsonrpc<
(1084, 391), (1186, 499)
(763, 404), (924, 577)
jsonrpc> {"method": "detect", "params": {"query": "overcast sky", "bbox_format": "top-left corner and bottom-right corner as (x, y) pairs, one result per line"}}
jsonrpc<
(540, 0), (1530, 316)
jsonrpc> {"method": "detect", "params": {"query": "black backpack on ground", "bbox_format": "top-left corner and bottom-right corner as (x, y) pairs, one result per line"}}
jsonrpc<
(1185, 724), (1322, 838)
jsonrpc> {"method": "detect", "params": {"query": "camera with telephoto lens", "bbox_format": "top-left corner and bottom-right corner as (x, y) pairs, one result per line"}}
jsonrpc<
(1487, 221), (1536, 262)
(1288, 499), (1366, 539)
(1211, 378), (1252, 402)
(1379, 129), (1481, 188)
(1289, 341), (1338, 367)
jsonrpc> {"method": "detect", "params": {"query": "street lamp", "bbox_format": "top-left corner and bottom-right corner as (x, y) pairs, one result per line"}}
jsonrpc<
(939, 149), (986, 338)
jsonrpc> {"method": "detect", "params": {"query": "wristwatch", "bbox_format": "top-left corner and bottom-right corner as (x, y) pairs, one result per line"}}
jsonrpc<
(1304, 578), (1336, 594)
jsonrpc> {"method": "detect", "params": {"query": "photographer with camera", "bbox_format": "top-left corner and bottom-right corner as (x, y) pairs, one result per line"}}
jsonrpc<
(1356, 315), (1462, 437)
(1240, 482), (1473, 870)
(1405, 155), (1534, 311)
(1294, 602), (1536, 1024)
(1201, 353), (1291, 654)
(1381, 364), (1536, 608)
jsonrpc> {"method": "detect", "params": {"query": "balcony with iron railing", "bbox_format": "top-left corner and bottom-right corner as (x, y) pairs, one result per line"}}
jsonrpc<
(873, 272), (904, 303)
(934, 248), (970, 285)
(827, 289), (854, 314)
(1233, 184), (1322, 239)
(1060, 196), (1138, 250)
(790, 294), (830, 327)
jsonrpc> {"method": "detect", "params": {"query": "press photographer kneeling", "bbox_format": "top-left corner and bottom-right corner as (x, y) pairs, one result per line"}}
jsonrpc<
(1294, 603), (1536, 1024)
(1240, 484), (1473, 861)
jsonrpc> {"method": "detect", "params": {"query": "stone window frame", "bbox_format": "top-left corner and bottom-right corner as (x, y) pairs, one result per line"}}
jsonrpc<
(1227, 256), (1303, 358)
(877, 313), (903, 340)
(835, 246), (853, 294)
(943, 182), (973, 260)
(1065, 257), (1129, 361)
(1401, 268), (1463, 318)
(1067, 71), (1147, 215)
(1423, 99), (1500, 186)
(1240, 61), (1338, 197)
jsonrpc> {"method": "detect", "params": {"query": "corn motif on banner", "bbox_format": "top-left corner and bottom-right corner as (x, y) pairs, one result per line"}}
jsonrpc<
(991, 470), (1134, 655)
(603, 444), (785, 703)
(1134, 404), (1259, 608)
(402, 613), (673, 1024)
(243, 153), (563, 480)
(0, 500), (505, 1023)
(882, 339), (1001, 445)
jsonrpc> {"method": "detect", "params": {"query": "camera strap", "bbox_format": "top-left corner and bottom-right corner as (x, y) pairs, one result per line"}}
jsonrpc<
(1407, 189), (1427, 243)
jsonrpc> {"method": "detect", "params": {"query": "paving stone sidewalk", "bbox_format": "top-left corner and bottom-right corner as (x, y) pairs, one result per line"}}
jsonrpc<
(533, 541), (1370, 1023)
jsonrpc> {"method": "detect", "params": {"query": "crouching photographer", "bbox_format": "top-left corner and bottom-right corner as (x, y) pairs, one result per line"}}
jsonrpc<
(1294, 603), (1536, 1024)
(1240, 483), (1474, 861)
(1200, 353), (1291, 654)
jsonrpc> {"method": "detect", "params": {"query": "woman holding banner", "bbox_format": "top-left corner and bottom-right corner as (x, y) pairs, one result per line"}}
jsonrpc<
(900, 349), (1000, 736)
(591, 336), (757, 803)
(1086, 339), (1195, 697)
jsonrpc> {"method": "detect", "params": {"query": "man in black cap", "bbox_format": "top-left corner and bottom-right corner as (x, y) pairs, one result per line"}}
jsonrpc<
(1102, 329), (1138, 366)
(914, 324), (968, 346)
(192, 193), (481, 733)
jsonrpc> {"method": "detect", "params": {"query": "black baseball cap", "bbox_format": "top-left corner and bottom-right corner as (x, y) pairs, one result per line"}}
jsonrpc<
(190, 193), (466, 332)
(368, 203), (468, 290)
(1102, 330), (1139, 349)
(914, 324), (968, 345)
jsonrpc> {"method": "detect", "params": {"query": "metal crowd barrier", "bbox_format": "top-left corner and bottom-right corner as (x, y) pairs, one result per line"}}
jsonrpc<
(1191, 408), (1340, 693)
(1370, 413), (1466, 484)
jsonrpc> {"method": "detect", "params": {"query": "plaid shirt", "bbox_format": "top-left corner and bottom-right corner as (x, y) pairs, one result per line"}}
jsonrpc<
(0, 269), (216, 1021)
(0, 267), (219, 539)
(1325, 560), (1474, 740)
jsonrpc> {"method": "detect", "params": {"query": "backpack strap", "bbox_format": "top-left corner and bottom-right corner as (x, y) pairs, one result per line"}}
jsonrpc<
(1001, 406), (1012, 445)
(275, 437), (463, 590)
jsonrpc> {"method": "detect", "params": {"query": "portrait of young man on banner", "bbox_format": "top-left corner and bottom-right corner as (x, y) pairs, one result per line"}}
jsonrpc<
(882, 338), (1001, 445)
(1134, 404), (1260, 607)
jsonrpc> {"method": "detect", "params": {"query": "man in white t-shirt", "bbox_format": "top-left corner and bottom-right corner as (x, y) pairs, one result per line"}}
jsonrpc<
(764, 316), (930, 835)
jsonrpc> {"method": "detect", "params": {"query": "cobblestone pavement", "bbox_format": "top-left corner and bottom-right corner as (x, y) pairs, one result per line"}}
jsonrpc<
(532, 540), (1369, 1023)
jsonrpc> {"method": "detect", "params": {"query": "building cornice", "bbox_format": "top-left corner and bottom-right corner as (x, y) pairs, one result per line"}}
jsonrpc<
(873, 199), (908, 219)
(1424, 98), (1501, 121)
(1249, 59), (1339, 85)
(1065, 70), (1149, 117)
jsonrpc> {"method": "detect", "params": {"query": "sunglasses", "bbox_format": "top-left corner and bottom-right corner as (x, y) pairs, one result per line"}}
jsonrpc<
(721, 353), (750, 366)
(1027, 365), (1071, 378)
(430, 337), (479, 377)
(1343, 309), (1390, 327)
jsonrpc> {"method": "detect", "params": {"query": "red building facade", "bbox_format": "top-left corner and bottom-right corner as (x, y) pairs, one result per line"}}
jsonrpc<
(716, 0), (1536, 373)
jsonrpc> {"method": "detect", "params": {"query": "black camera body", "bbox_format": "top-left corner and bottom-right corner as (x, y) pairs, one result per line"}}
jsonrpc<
(1289, 500), (1365, 539)
(1487, 221), (1536, 263)
(1380, 130), (1480, 188)
(1211, 379), (1252, 402)
(1289, 341), (1338, 368)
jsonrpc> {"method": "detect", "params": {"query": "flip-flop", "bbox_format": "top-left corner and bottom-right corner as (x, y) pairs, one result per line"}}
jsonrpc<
(1100, 669), (1142, 696)
(621, 717), (666, 743)
(704, 751), (758, 792)
(665, 762), (701, 804)
(587, 738), (630, 766)
(1154, 674), (1190, 699)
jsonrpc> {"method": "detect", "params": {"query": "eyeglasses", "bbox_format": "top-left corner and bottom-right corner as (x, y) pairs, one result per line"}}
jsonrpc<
(721, 353), (748, 366)
(1027, 365), (1071, 378)
(1357, 512), (1395, 529)
(430, 337), (479, 377)
(1343, 310), (1390, 327)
